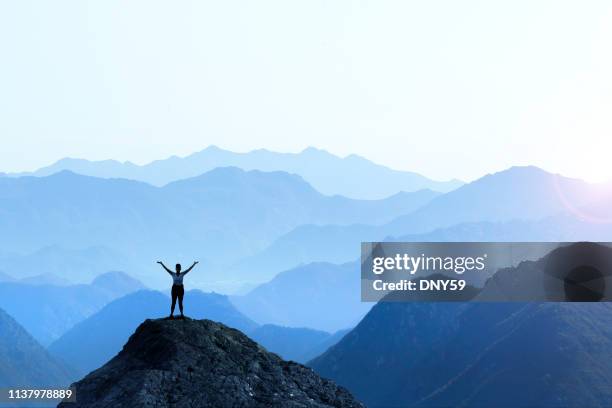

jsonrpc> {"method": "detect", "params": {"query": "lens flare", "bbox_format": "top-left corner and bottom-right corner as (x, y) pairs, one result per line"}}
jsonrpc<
(553, 174), (612, 224)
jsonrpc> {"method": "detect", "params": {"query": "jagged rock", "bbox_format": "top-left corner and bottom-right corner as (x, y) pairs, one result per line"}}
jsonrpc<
(59, 317), (364, 408)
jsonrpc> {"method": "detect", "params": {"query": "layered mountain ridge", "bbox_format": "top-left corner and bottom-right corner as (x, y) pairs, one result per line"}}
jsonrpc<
(12, 146), (461, 199)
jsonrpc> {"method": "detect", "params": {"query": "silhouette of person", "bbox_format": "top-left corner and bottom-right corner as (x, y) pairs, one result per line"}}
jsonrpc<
(157, 261), (198, 319)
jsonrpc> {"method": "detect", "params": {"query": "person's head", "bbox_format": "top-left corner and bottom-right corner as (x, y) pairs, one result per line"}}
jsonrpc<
(175, 263), (182, 274)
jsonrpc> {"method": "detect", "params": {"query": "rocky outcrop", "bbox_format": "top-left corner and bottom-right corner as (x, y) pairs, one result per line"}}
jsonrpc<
(59, 318), (364, 408)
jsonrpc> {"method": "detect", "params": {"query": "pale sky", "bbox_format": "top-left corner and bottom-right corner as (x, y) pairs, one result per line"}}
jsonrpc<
(1, 0), (611, 182)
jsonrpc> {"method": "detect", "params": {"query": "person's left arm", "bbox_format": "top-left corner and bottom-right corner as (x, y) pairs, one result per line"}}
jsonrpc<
(183, 261), (199, 275)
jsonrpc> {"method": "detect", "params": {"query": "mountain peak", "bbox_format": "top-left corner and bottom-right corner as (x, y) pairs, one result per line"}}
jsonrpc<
(90, 271), (145, 295)
(204, 144), (223, 152)
(468, 165), (593, 192)
(300, 146), (333, 156)
(60, 318), (363, 407)
(483, 165), (585, 182)
(188, 144), (227, 157)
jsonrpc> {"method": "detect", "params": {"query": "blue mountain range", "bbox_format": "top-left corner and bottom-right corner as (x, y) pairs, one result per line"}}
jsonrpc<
(0, 271), (144, 346)
(231, 262), (370, 332)
(242, 166), (612, 277)
(9, 146), (462, 199)
(0, 168), (441, 288)
(311, 299), (612, 408)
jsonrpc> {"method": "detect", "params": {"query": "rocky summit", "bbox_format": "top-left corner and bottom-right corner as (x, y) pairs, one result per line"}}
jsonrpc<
(58, 317), (364, 408)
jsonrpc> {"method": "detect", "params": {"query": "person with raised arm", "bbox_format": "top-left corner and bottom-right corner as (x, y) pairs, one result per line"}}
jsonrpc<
(157, 261), (198, 319)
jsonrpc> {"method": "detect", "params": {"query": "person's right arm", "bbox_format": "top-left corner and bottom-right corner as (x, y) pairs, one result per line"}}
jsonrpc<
(157, 261), (173, 274)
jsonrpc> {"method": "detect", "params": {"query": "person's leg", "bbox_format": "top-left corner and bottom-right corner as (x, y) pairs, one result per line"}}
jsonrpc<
(170, 286), (177, 318)
(178, 286), (184, 317)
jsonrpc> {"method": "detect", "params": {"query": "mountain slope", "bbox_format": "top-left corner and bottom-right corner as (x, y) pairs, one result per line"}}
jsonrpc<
(415, 303), (612, 408)
(0, 308), (74, 387)
(49, 290), (258, 376)
(386, 166), (607, 235)
(305, 329), (351, 363)
(231, 262), (371, 332)
(18, 146), (461, 198)
(309, 302), (468, 405)
(0, 271), (144, 346)
(58, 318), (364, 407)
(310, 300), (612, 408)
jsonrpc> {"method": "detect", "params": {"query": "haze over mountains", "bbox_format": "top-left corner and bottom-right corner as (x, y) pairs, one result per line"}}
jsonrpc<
(3, 150), (609, 292)
(0, 168), (441, 288)
(249, 325), (350, 364)
(237, 166), (612, 277)
(0, 245), (135, 284)
(2, 160), (611, 342)
(10, 146), (462, 199)
(385, 165), (610, 235)
(231, 262), (370, 332)
(2, 146), (612, 407)
(0, 271), (145, 345)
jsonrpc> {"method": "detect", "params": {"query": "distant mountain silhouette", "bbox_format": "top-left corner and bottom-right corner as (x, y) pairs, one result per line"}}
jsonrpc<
(49, 290), (257, 377)
(232, 262), (371, 332)
(229, 224), (379, 283)
(394, 207), (612, 244)
(90, 270), (145, 294)
(0, 245), (136, 284)
(15, 146), (462, 199)
(230, 190), (438, 282)
(0, 169), (441, 286)
(58, 318), (364, 407)
(17, 273), (72, 286)
(248, 325), (349, 363)
(385, 166), (608, 235)
(186, 290), (258, 332)
(310, 300), (612, 408)
(0, 271), (144, 345)
(0, 307), (75, 387)
(243, 166), (611, 273)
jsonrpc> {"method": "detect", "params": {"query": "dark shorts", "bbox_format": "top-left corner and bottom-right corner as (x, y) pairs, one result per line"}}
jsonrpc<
(171, 284), (184, 299)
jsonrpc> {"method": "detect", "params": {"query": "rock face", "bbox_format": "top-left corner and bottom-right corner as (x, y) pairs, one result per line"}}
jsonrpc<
(59, 318), (364, 408)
